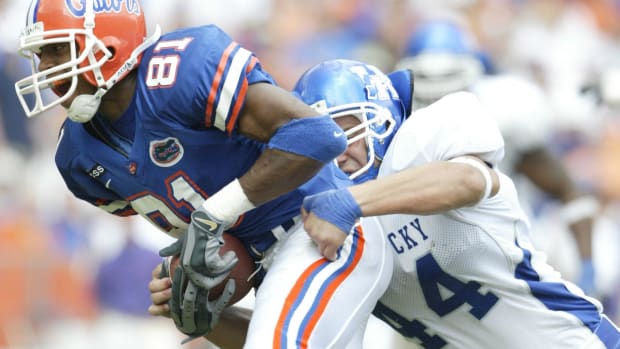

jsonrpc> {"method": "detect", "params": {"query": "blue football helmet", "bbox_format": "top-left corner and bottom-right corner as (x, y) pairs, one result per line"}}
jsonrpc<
(396, 20), (485, 107)
(293, 59), (405, 183)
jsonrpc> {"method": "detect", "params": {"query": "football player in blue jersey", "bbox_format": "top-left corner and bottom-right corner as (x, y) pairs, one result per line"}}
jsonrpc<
(299, 59), (620, 348)
(147, 58), (407, 349)
(15, 1), (393, 347)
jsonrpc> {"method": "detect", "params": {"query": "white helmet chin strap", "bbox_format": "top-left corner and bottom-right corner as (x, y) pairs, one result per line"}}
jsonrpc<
(67, 88), (106, 122)
(66, 0), (99, 123)
(67, 24), (162, 123)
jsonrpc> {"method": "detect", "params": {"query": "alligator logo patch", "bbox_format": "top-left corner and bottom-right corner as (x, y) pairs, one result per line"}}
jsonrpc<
(149, 137), (184, 167)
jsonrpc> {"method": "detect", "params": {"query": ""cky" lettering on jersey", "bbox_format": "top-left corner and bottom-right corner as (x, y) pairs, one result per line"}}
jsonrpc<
(65, 0), (141, 17)
(387, 218), (429, 254)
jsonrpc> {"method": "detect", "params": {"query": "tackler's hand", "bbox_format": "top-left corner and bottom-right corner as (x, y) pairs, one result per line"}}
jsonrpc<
(159, 209), (238, 289)
(301, 188), (362, 261)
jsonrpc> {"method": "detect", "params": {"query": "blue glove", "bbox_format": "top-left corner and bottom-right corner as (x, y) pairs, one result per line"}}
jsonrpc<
(577, 259), (596, 296)
(302, 188), (362, 234)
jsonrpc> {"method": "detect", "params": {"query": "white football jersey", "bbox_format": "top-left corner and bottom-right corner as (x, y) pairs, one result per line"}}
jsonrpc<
(370, 92), (616, 349)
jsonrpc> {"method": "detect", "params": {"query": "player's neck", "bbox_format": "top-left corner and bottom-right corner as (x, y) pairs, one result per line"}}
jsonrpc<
(98, 72), (138, 122)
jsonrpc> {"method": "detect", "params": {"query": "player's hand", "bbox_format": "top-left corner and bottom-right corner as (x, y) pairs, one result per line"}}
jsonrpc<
(301, 188), (362, 261)
(159, 209), (238, 289)
(169, 265), (236, 343)
(152, 256), (236, 342)
(148, 261), (172, 317)
(302, 208), (349, 261)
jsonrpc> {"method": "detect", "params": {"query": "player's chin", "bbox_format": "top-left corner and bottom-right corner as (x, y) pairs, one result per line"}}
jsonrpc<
(59, 93), (78, 109)
(60, 99), (72, 109)
(339, 164), (359, 177)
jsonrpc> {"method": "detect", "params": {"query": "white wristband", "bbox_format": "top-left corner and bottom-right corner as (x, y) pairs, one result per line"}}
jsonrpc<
(449, 157), (493, 202)
(560, 196), (600, 224)
(201, 179), (256, 225)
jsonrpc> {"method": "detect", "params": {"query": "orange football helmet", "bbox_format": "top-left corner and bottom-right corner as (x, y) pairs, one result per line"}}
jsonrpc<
(15, 0), (159, 121)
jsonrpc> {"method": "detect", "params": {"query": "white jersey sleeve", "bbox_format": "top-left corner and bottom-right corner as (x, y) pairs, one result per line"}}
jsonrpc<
(383, 91), (504, 176)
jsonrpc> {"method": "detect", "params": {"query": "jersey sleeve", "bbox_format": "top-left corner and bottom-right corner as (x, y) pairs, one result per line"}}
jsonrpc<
(201, 40), (273, 134)
(388, 91), (505, 170)
(60, 167), (136, 217)
(55, 124), (136, 217)
(142, 25), (276, 134)
(57, 158), (136, 217)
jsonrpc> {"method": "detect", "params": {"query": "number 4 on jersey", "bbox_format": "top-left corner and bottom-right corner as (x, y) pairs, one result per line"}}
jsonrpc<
(417, 253), (499, 319)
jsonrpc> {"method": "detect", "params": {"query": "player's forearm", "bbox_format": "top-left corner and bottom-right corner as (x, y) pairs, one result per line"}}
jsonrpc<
(203, 110), (345, 225)
(350, 161), (491, 216)
(519, 149), (599, 260)
(240, 148), (324, 205)
(517, 147), (577, 202)
(240, 113), (346, 205)
(569, 218), (594, 259)
(559, 195), (599, 260)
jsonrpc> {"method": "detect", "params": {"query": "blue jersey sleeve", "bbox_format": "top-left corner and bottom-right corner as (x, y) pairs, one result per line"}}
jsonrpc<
(139, 25), (275, 134)
(55, 123), (137, 217)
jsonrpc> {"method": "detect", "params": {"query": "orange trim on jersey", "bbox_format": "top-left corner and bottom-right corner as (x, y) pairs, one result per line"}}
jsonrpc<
(94, 199), (136, 216)
(114, 208), (138, 217)
(164, 170), (210, 213)
(272, 225), (366, 349)
(228, 214), (245, 229)
(225, 56), (257, 134)
(204, 41), (238, 127)
(273, 258), (325, 349)
(299, 226), (365, 349)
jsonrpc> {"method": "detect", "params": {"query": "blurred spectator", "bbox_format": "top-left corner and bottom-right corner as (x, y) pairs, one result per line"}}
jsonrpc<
(505, 0), (617, 134)
(395, 17), (602, 297)
(94, 228), (163, 316)
(0, 0), (34, 154)
(0, 190), (97, 348)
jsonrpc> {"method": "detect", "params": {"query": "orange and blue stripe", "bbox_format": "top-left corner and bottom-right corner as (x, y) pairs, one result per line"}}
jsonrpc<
(204, 41), (255, 135)
(26, 0), (40, 26)
(273, 225), (366, 349)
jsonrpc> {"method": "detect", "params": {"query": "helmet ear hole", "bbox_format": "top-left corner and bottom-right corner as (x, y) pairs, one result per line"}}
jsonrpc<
(107, 47), (116, 59)
(100, 35), (122, 60)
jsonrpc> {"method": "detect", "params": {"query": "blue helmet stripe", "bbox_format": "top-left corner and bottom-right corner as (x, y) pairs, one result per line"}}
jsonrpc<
(26, 0), (40, 26)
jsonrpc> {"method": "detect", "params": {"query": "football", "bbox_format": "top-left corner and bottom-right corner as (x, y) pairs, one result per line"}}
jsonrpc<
(166, 233), (255, 306)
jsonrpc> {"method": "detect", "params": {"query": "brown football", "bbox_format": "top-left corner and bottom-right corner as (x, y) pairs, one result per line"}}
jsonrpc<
(166, 233), (255, 305)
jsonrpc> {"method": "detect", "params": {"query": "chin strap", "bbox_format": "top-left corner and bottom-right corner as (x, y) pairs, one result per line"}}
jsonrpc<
(67, 25), (163, 123)
(67, 88), (107, 123)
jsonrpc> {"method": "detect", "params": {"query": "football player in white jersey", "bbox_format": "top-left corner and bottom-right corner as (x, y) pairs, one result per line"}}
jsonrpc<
(394, 19), (601, 297)
(298, 59), (620, 349)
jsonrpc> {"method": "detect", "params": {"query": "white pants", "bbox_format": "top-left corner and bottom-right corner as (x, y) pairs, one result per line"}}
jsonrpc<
(244, 217), (392, 349)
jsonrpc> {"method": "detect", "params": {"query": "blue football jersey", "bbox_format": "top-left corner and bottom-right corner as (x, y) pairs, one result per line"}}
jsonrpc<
(55, 25), (351, 253)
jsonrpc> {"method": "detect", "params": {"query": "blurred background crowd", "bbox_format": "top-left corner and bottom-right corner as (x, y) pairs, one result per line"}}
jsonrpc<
(0, 0), (620, 348)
